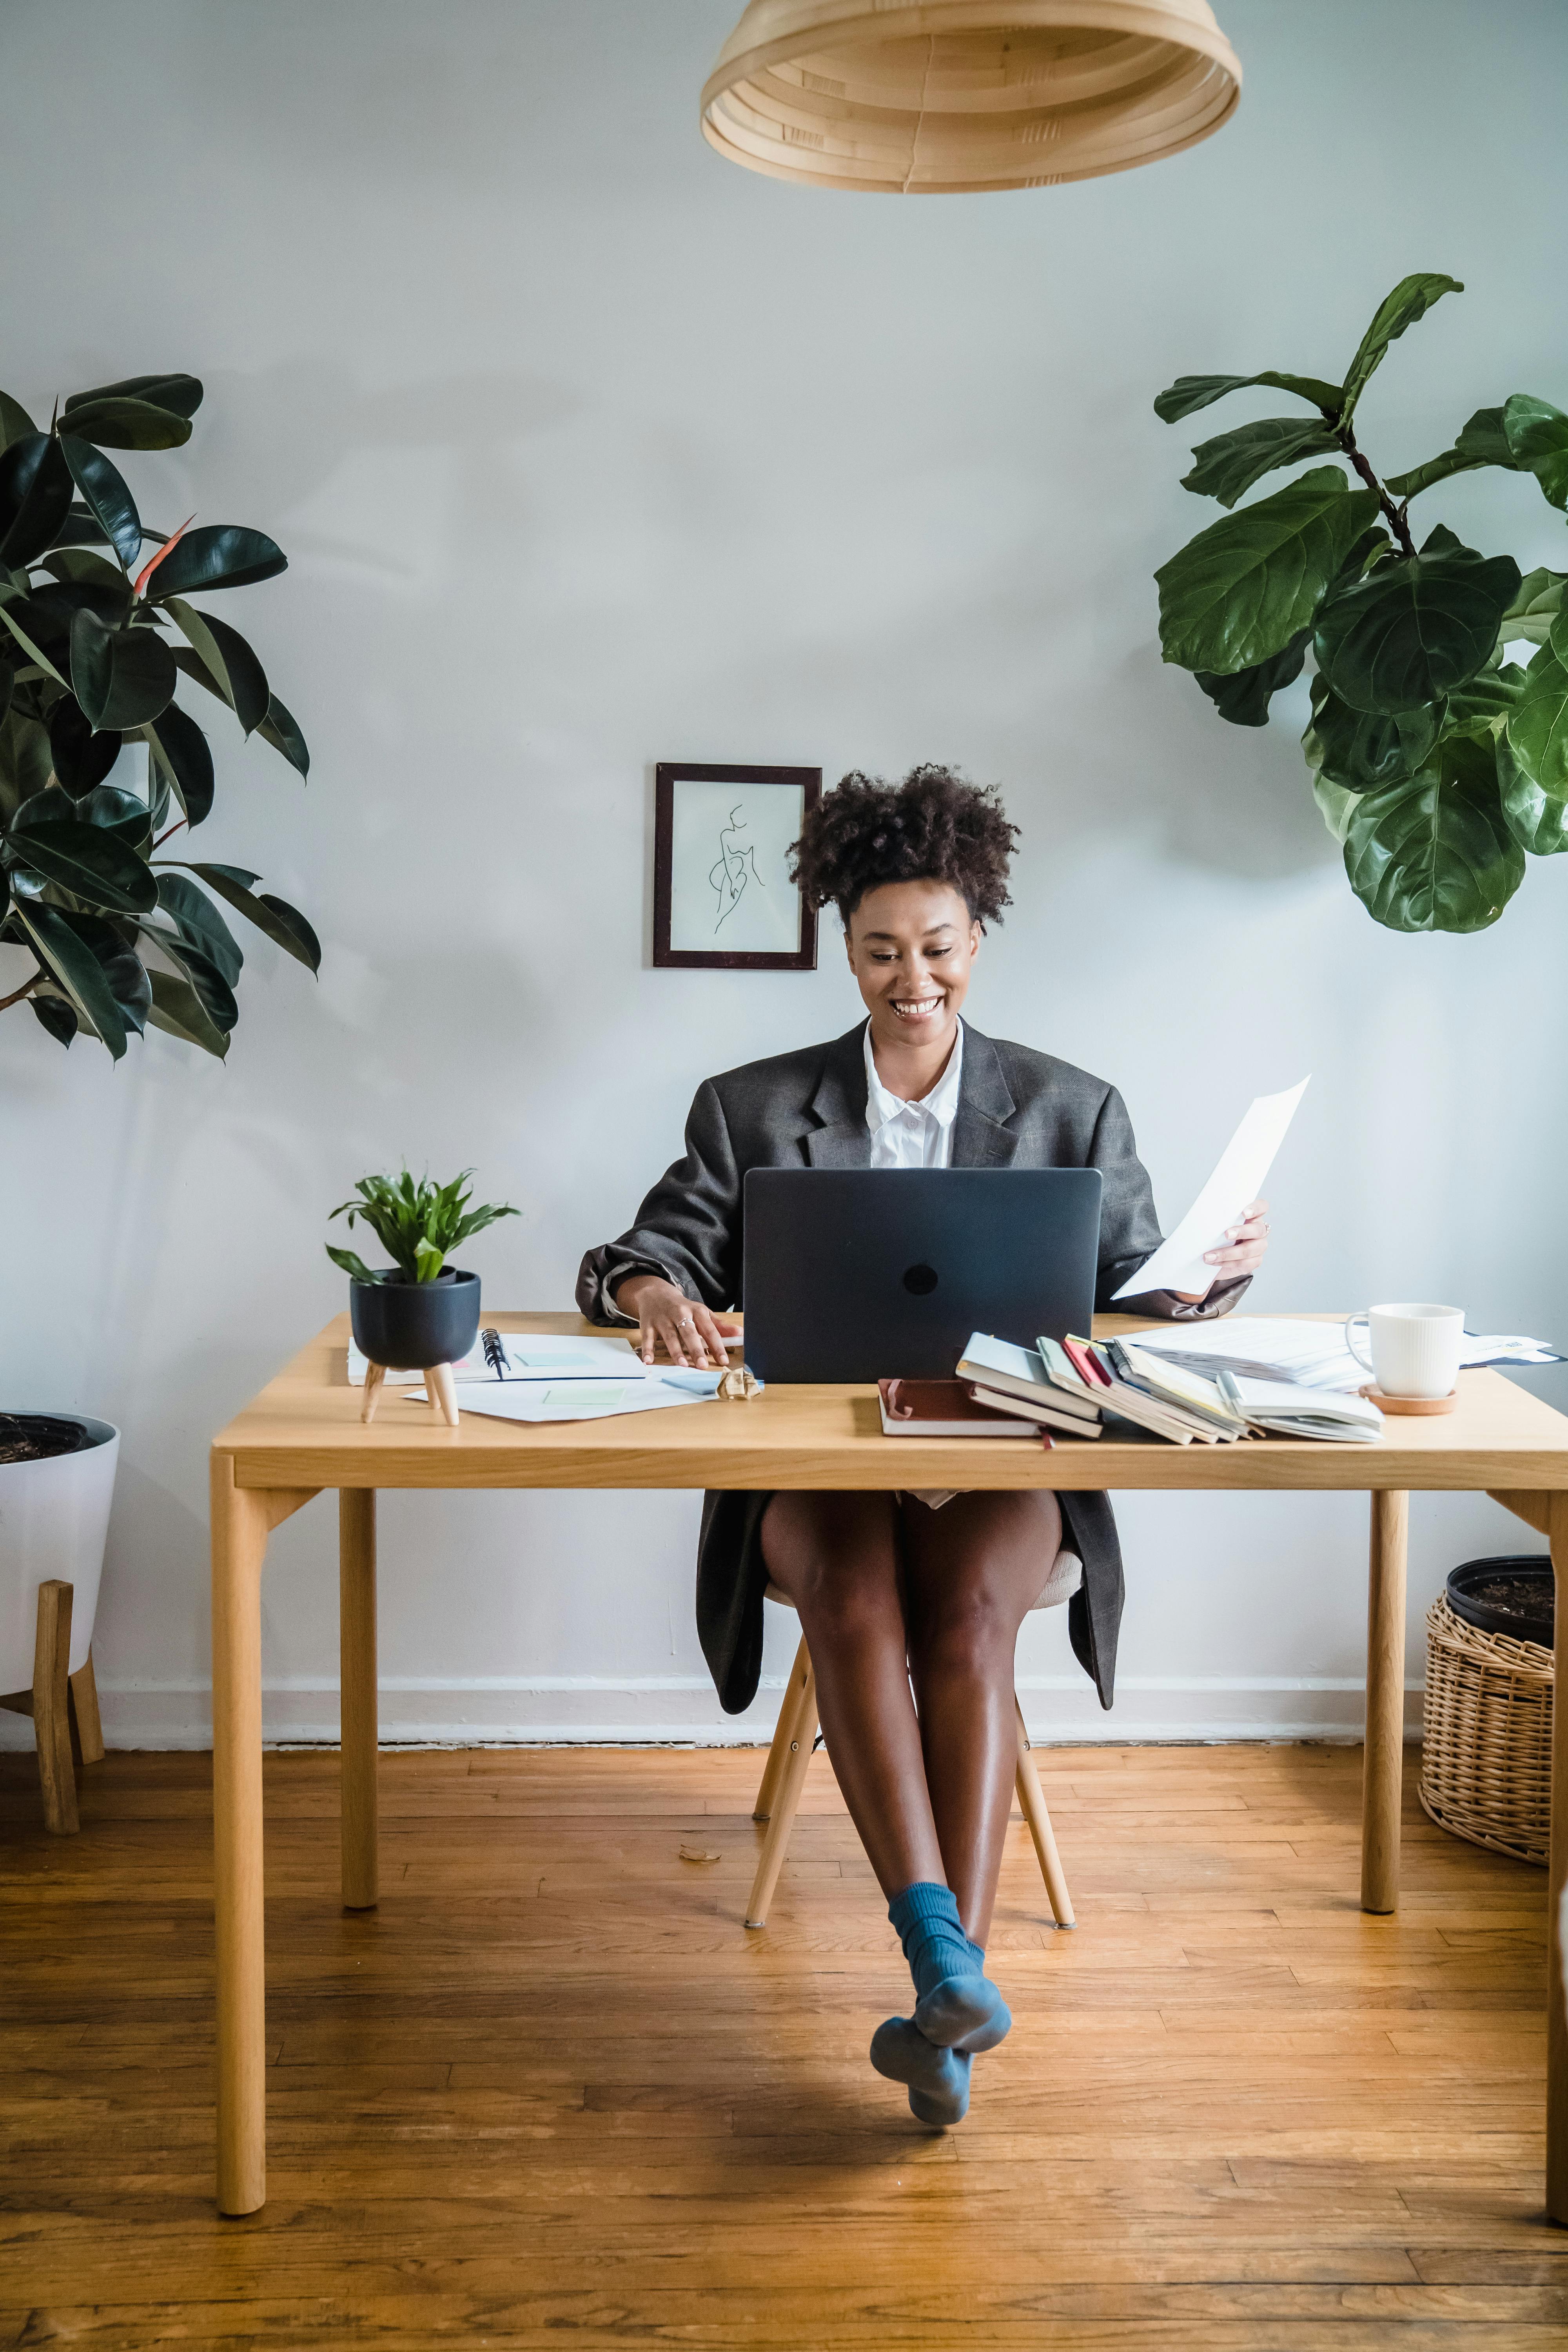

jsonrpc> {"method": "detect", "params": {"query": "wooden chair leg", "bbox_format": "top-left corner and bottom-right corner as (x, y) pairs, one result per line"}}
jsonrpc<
(34, 1580), (78, 1835)
(69, 1651), (105, 1766)
(754, 1636), (811, 1822)
(1014, 1696), (1074, 1928)
(745, 1653), (818, 1929)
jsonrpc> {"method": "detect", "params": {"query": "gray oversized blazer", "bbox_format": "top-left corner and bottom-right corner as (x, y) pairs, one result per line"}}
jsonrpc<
(577, 1021), (1248, 1717)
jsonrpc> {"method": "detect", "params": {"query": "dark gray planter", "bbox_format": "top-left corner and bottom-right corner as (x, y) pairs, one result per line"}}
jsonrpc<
(348, 1269), (481, 1368)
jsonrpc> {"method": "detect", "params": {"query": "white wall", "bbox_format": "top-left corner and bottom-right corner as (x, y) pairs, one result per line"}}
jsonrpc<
(3, 0), (1564, 1748)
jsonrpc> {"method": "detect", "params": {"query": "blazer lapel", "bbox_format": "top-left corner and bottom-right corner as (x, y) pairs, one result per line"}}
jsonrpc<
(804, 1025), (874, 1168)
(951, 1024), (1020, 1168)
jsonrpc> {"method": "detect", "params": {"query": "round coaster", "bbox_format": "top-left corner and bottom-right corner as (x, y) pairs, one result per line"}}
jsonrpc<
(1361, 1384), (1457, 1416)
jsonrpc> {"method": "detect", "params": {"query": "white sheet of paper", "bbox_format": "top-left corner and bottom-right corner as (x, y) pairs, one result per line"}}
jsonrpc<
(348, 1334), (646, 1387)
(415, 1368), (733, 1424)
(1112, 1079), (1309, 1303)
(1125, 1316), (1366, 1392)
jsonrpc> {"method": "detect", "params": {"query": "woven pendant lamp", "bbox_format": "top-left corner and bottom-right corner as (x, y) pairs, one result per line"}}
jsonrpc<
(701, 0), (1241, 194)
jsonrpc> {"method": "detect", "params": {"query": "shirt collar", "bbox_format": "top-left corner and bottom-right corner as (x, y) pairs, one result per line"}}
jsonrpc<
(863, 1017), (965, 1134)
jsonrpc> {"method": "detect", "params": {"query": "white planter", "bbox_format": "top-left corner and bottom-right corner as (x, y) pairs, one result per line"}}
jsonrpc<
(0, 1417), (119, 1692)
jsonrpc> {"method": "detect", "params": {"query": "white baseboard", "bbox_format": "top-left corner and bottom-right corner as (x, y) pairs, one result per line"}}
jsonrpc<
(0, 1672), (1421, 1751)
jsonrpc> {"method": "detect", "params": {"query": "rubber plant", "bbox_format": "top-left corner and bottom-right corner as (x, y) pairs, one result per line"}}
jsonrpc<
(1153, 274), (1568, 933)
(0, 370), (318, 1056)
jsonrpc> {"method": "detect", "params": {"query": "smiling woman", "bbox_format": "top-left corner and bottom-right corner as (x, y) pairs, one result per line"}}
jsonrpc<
(576, 762), (1271, 2129)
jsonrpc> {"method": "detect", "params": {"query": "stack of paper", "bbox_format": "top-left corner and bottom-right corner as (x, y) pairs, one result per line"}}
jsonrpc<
(1218, 1372), (1383, 1444)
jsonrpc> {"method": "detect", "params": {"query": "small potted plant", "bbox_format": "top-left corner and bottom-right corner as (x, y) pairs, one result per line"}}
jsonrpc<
(327, 1170), (518, 1421)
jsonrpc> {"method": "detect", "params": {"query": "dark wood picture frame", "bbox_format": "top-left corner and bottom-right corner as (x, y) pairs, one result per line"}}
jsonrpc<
(653, 762), (822, 971)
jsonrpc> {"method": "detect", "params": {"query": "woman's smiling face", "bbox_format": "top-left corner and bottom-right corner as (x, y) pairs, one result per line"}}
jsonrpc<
(844, 879), (980, 1051)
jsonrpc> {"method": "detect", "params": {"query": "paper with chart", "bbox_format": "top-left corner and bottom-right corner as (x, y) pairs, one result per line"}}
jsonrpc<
(348, 1333), (647, 1387)
(1112, 1078), (1309, 1302)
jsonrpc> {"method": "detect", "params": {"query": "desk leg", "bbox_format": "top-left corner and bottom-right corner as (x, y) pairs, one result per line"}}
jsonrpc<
(1361, 1489), (1408, 1916)
(211, 1454), (270, 2218)
(1548, 1495), (1568, 2225)
(339, 1491), (378, 1911)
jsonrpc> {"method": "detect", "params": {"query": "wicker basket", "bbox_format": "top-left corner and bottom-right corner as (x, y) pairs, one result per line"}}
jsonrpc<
(1419, 1593), (1553, 1867)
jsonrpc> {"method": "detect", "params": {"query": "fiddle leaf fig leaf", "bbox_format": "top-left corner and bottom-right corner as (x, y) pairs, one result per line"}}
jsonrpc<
(1314, 545), (1520, 714)
(1156, 469), (1380, 676)
(1307, 675), (1436, 791)
(1180, 417), (1341, 508)
(1498, 731), (1568, 856)
(1194, 627), (1311, 727)
(69, 608), (176, 730)
(1339, 273), (1463, 425)
(1437, 663), (1526, 741)
(1503, 641), (1568, 802)
(1154, 372), (1343, 425)
(1500, 566), (1567, 646)
(58, 436), (142, 569)
(1342, 734), (1524, 933)
(1502, 393), (1568, 510)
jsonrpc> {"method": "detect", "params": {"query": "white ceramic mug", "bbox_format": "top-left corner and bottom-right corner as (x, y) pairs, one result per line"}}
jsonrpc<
(1345, 1303), (1464, 1399)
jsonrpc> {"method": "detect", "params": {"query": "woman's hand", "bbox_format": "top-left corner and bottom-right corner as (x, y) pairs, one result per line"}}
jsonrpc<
(613, 1274), (741, 1368)
(1172, 1197), (1270, 1301)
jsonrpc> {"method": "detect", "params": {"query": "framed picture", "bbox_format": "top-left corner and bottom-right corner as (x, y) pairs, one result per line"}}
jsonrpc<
(653, 763), (822, 970)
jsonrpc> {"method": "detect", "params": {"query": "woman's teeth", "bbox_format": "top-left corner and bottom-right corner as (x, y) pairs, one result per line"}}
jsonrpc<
(892, 996), (941, 1019)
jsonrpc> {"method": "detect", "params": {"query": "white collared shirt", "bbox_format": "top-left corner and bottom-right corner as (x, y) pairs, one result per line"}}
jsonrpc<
(863, 1018), (964, 1169)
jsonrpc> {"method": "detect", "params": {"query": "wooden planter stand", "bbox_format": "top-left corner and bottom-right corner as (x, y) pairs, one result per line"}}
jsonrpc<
(0, 1579), (105, 1833)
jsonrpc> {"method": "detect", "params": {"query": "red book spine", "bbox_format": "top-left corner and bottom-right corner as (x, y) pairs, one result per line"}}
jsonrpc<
(1062, 1336), (1111, 1388)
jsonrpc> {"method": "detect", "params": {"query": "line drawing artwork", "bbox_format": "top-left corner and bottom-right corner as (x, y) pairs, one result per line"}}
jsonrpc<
(709, 802), (766, 932)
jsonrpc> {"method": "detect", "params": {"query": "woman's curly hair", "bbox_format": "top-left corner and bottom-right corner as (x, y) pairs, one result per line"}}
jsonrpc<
(789, 765), (1018, 927)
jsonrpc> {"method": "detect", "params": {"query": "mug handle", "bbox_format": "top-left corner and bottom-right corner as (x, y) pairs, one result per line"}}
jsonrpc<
(1344, 1314), (1375, 1375)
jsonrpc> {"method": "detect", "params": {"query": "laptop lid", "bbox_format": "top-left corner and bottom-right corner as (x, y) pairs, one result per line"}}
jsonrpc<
(742, 1167), (1103, 1383)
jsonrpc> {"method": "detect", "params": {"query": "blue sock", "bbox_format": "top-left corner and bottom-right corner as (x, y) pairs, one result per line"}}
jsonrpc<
(887, 1882), (1012, 2055)
(887, 1882), (980, 2004)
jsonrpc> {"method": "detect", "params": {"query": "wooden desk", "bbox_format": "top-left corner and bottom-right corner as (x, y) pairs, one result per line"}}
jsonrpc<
(210, 1310), (1568, 2220)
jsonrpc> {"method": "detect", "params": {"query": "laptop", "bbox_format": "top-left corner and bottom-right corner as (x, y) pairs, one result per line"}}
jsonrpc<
(741, 1168), (1103, 1382)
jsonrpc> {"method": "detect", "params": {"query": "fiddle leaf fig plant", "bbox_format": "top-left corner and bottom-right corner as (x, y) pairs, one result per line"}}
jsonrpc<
(0, 370), (319, 1057)
(327, 1171), (520, 1287)
(1154, 273), (1568, 933)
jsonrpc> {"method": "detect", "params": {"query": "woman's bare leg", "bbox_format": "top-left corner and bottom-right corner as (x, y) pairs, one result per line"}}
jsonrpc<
(760, 1490), (944, 1897)
(900, 1490), (1063, 1946)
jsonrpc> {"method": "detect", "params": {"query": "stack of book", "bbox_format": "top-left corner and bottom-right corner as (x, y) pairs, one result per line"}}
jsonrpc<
(955, 1332), (1383, 1446)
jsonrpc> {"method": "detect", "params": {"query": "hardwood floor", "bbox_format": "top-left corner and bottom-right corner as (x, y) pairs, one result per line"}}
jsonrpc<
(2, 1738), (1564, 2347)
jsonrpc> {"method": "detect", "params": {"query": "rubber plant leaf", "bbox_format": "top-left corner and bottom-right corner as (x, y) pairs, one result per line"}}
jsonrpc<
(48, 695), (122, 793)
(14, 899), (130, 1057)
(58, 436), (142, 570)
(180, 860), (321, 969)
(1342, 733), (1524, 933)
(30, 992), (78, 1047)
(153, 871), (244, 986)
(1181, 417), (1341, 509)
(1153, 372), (1343, 425)
(54, 397), (192, 450)
(0, 435), (74, 566)
(64, 373), (202, 421)
(0, 389), (37, 450)
(145, 966), (229, 1059)
(163, 596), (269, 733)
(1155, 469), (1380, 676)
(256, 694), (309, 777)
(141, 701), (215, 825)
(1338, 274), (1463, 425)
(1315, 544), (1521, 715)
(143, 524), (286, 598)
(69, 608), (177, 730)
(72, 782), (153, 855)
(5, 796), (157, 915)
(139, 922), (239, 1033)
(132, 515), (194, 599)
(1194, 627), (1312, 727)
